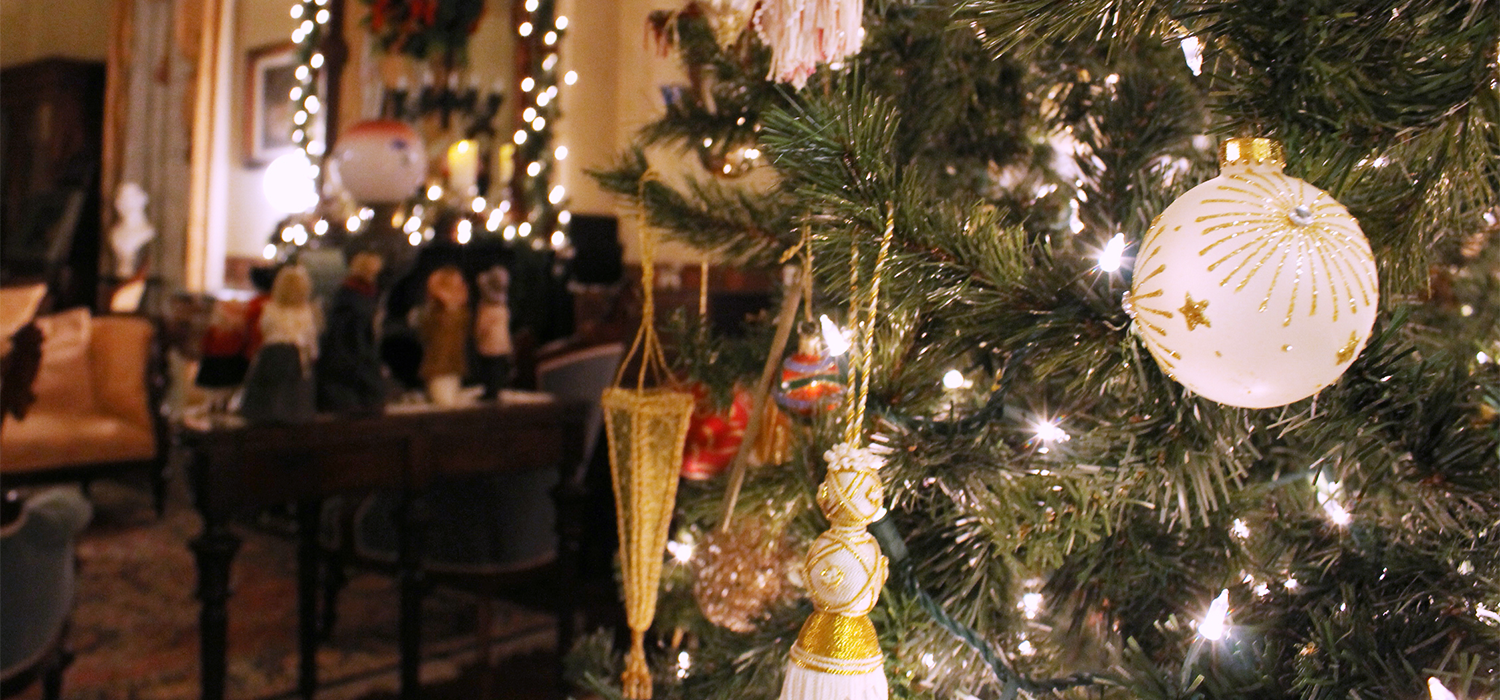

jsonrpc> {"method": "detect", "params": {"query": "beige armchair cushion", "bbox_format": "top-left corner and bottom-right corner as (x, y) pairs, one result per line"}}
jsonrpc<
(1, 311), (157, 474)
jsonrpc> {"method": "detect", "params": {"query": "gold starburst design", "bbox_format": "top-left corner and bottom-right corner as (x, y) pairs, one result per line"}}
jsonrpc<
(1179, 293), (1211, 331)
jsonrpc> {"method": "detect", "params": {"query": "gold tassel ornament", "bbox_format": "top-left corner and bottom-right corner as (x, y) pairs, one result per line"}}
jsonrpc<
(780, 209), (897, 700)
(604, 179), (696, 699)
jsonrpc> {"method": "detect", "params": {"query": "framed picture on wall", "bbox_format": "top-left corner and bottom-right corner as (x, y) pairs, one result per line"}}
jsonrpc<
(244, 43), (324, 165)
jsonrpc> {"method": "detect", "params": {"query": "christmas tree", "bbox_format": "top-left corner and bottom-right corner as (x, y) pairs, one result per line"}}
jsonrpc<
(574, 1), (1500, 698)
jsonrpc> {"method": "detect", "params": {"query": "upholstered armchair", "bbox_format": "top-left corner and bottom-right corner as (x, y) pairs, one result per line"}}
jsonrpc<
(0, 488), (92, 700)
(0, 308), (169, 513)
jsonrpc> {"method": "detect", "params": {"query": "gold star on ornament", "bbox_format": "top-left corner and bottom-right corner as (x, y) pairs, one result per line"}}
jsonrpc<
(1179, 293), (1211, 331)
(1336, 331), (1359, 364)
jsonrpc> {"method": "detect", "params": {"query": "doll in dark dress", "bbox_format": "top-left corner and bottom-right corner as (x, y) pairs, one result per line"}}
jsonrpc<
(195, 300), (250, 412)
(317, 251), (386, 413)
(241, 265), (318, 423)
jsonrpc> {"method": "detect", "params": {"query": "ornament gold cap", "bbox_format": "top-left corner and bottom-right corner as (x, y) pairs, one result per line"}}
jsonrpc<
(1219, 137), (1285, 169)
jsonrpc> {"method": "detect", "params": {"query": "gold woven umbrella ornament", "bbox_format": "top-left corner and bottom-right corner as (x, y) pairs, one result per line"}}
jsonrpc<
(780, 209), (896, 700)
(603, 190), (696, 700)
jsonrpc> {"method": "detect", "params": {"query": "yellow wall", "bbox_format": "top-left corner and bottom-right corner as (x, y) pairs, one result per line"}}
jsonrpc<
(0, 0), (110, 67)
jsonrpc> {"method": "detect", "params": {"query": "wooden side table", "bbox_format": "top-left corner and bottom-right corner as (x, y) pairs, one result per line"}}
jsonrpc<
(178, 396), (586, 700)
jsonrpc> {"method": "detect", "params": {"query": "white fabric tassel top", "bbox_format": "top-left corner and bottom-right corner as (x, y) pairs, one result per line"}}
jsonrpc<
(755, 0), (865, 89)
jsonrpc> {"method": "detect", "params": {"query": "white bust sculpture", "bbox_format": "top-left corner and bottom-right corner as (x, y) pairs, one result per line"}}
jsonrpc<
(110, 182), (155, 278)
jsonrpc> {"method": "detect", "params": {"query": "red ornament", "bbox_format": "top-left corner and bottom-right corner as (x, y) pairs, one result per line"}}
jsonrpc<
(682, 385), (751, 480)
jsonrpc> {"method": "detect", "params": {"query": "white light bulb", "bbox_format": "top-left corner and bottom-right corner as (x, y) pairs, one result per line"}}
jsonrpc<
(1020, 592), (1044, 620)
(1068, 204), (1084, 233)
(1180, 36), (1204, 76)
(486, 210), (502, 232)
(526, 161), (541, 177)
(523, 107), (537, 122)
(1098, 233), (1126, 272)
(518, 222), (531, 237)
(456, 219), (472, 244)
(523, 0), (537, 10)
(471, 197), (487, 213)
(1199, 589), (1230, 641)
(532, 116), (546, 130)
(290, 86), (303, 100)
(942, 369), (967, 390)
(305, 95), (321, 113)
(426, 184), (443, 201)
(555, 145), (568, 160)
(1428, 677), (1458, 700)
(1032, 420), (1069, 443)
(537, 92), (551, 106)
(1231, 518), (1251, 539)
(408, 231), (422, 246)
(359, 207), (374, 220)
(290, 5), (303, 18)
(315, 9), (329, 23)
(543, 31), (556, 45)
(346, 215), (361, 231)
(293, 111), (308, 125)
(555, 15), (568, 29)
(564, 70), (577, 85)
(313, 219), (329, 235)
(262, 244), (278, 260)
(676, 650), (691, 679)
(310, 53), (324, 68)
(543, 54), (557, 70)
(550, 230), (566, 248)
(514, 130), (528, 145)
(819, 315), (851, 356)
(549, 185), (565, 204)
(703, 137), (714, 148)
(518, 21), (533, 36)
(558, 210), (571, 224)
(262, 152), (319, 214)
(521, 77), (535, 92)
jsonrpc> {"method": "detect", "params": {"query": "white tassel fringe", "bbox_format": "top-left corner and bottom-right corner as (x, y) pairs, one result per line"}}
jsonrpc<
(755, 0), (865, 89)
(780, 661), (888, 700)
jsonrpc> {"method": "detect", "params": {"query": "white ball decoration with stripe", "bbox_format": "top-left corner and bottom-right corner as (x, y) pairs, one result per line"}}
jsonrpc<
(1126, 137), (1379, 408)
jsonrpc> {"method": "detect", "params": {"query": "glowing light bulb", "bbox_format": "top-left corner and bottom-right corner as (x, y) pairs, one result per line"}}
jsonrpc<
(558, 210), (571, 224)
(1199, 589), (1230, 641)
(555, 145), (569, 160)
(564, 70), (577, 85)
(543, 31), (556, 45)
(676, 650), (691, 679)
(1231, 519), (1250, 539)
(408, 231), (422, 246)
(1428, 678), (1458, 700)
(1180, 36), (1203, 76)
(262, 152), (318, 214)
(526, 161), (541, 177)
(819, 315), (851, 356)
(549, 185), (565, 204)
(550, 230), (566, 248)
(310, 53), (324, 68)
(313, 219), (328, 235)
(1020, 592), (1043, 619)
(518, 21), (533, 36)
(555, 15), (568, 29)
(514, 130), (528, 145)
(1098, 233), (1126, 272)
(942, 369), (967, 390)
(426, 184), (443, 201)
(315, 9), (329, 23)
(262, 244), (278, 260)
(471, 197), (487, 213)
(290, 5), (303, 18)
(486, 210), (503, 232)
(1032, 420), (1069, 443)
(518, 222), (531, 237)
(346, 215), (361, 231)
(523, 107), (537, 122)
(456, 220), (472, 244)
(521, 77), (535, 92)
(532, 116), (546, 130)
(524, 0), (537, 10)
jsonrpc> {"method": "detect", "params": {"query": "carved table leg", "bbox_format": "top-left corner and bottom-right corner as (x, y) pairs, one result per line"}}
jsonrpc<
(191, 508), (242, 700)
(297, 498), (323, 700)
(396, 489), (427, 700)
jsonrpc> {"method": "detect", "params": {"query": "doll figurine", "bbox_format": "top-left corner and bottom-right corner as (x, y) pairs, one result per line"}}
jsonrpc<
(195, 300), (250, 412)
(473, 265), (513, 400)
(419, 266), (469, 406)
(241, 265), (319, 423)
(317, 251), (386, 413)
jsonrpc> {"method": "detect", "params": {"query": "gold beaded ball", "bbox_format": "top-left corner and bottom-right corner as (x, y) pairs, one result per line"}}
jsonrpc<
(691, 518), (798, 633)
(1126, 138), (1379, 409)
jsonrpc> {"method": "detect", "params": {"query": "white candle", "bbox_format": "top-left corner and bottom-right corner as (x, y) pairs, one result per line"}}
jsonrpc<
(447, 139), (479, 195)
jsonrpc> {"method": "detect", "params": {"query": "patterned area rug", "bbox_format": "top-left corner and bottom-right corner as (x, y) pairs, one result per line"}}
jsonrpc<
(33, 479), (554, 700)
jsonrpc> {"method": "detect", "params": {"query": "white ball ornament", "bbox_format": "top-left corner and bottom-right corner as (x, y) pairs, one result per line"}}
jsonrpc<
(332, 120), (427, 204)
(1126, 138), (1379, 408)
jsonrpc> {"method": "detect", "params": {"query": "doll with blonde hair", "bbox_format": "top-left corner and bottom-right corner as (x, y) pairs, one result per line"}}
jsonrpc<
(241, 265), (319, 422)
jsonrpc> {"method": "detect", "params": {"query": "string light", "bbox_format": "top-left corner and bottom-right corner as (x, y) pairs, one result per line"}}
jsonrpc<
(1231, 518), (1251, 539)
(676, 651), (692, 679)
(564, 70), (577, 85)
(1031, 419), (1069, 444)
(1097, 233), (1126, 272)
(262, 244), (278, 260)
(1180, 36), (1203, 75)
(1428, 678), (1458, 700)
(345, 215), (361, 231)
(942, 369), (968, 390)
(820, 315), (852, 356)
(456, 219), (472, 244)
(1198, 589), (1230, 641)
(1316, 474), (1352, 526)
(1019, 592), (1044, 620)
(426, 184), (444, 201)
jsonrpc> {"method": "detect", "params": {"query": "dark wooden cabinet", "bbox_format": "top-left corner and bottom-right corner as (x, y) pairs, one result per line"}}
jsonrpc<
(1, 58), (106, 310)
